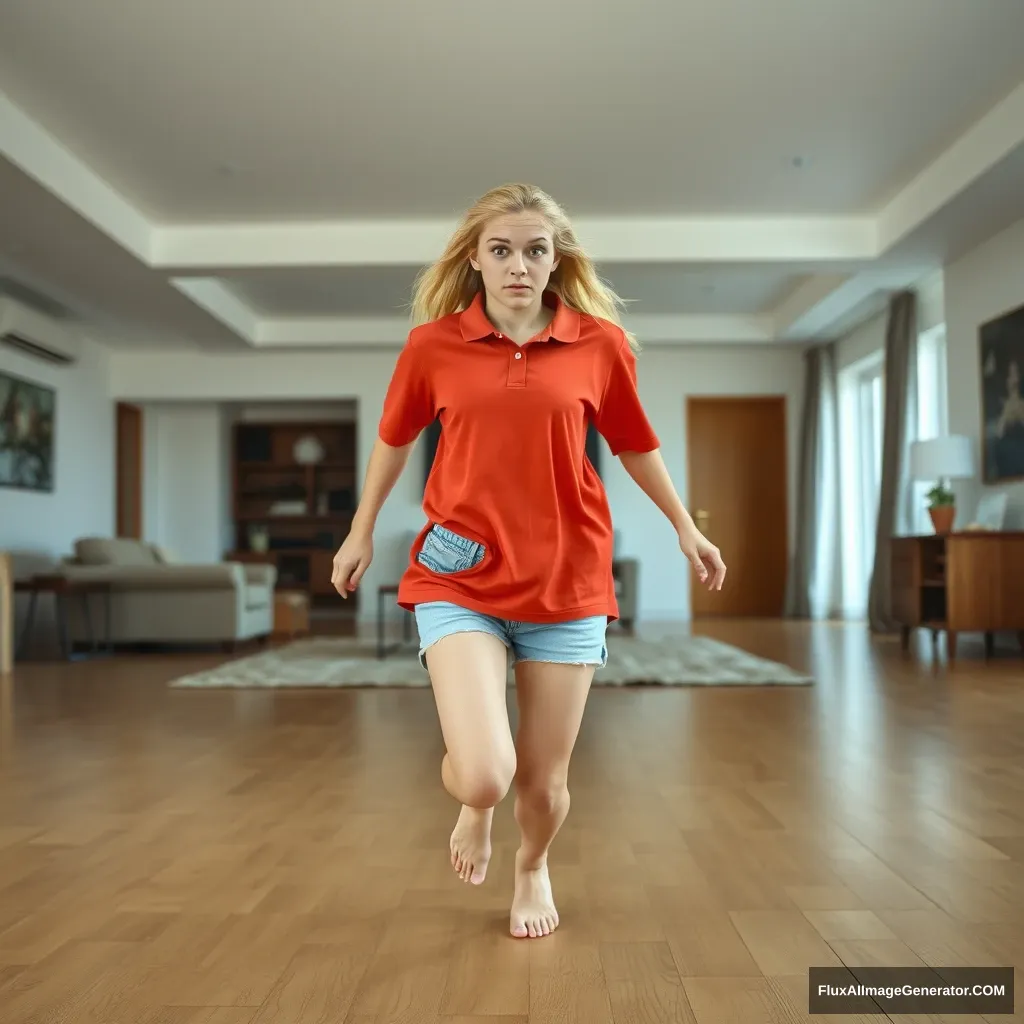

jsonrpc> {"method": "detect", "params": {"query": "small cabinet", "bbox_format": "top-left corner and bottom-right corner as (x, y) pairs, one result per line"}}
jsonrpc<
(891, 531), (1024, 661)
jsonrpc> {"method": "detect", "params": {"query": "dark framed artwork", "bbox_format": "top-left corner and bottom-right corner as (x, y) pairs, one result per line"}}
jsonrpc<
(422, 416), (604, 492)
(0, 369), (56, 492)
(979, 301), (1024, 484)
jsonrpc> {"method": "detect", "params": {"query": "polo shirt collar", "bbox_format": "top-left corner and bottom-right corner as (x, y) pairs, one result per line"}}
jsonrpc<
(459, 289), (581, 344)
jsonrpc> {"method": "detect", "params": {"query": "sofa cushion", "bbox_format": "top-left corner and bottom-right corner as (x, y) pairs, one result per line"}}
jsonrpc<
(75, 537), (160, 567)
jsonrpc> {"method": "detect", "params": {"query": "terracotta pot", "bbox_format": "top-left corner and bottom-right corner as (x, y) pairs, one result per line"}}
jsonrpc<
(928, 504), (955, 534)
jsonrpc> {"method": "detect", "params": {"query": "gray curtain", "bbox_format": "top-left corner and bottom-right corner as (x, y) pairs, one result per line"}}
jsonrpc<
(785, 342), (838, 619)
(867, 291), (918, 633)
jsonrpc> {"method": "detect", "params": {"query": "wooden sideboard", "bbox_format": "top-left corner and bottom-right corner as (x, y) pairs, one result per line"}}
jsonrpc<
(892, 531), (1024, 660)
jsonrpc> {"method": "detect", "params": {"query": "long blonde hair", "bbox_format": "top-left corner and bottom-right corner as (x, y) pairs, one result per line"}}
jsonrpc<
(410, 183), (638, 351)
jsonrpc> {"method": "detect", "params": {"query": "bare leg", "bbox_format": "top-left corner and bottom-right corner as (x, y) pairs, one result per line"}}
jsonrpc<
(509, 659), (594, 938)
(425, 631), (513, 884)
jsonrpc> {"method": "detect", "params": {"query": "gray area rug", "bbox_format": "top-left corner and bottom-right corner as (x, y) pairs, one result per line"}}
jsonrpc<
(169, 634), (813, 688)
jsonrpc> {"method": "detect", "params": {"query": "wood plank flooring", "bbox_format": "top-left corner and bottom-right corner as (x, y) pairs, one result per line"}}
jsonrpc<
(0, 619), (1022, 1023)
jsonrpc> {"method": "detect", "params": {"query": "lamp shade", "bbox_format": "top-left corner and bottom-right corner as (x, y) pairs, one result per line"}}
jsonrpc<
(909, 435), (975, 480)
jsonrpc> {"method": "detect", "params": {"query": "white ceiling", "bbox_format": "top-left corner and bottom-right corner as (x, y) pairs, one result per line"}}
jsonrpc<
(1, 0), (1022, 219)
(0, 158), (244, 350)
(0, 0), (1023, 352)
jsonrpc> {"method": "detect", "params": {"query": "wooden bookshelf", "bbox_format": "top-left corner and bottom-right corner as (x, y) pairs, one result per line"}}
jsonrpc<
(226, 420), (357, 604)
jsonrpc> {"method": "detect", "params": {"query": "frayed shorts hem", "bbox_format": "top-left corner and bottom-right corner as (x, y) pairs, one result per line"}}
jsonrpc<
(414, 601), (608, 672)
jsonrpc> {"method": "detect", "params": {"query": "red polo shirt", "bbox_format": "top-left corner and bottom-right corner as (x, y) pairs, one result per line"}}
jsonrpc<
(377, 290), (660, 622)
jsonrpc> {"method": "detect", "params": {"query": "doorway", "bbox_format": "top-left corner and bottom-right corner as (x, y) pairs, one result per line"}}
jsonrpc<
(686, 396), (788, 617)
(116, 402), (143, 539)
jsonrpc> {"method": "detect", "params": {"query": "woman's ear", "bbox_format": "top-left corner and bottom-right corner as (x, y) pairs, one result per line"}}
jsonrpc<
(469, 250), (481, 272)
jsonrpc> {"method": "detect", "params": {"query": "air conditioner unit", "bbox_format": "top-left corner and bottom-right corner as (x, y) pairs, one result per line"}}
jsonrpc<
(0, 295), (81, 365)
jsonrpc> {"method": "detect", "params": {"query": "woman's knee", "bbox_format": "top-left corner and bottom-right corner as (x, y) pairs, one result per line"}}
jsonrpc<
(516, 772), (569, 815)
(451, 753), (516, 808)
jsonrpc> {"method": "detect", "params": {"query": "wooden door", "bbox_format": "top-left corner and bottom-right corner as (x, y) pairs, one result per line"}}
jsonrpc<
(116, 403), (143, 539)
(686, 396), (788, 617)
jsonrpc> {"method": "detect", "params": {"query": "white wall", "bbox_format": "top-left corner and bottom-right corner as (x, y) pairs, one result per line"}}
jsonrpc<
(944, 214), (1024, 528)
(835, 268), (946, 374)
(1, 337), (114, 574)
(141, 400), (359, 561)
(112, 343), (805, 622)
(141, 402), (229, 562)
(616, 345), (805, 619)
(837, 310), (886, 373)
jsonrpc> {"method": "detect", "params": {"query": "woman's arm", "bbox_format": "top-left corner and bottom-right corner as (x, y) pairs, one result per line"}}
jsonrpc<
(331, 436), (416, 596)
(618, 448), (727, 591)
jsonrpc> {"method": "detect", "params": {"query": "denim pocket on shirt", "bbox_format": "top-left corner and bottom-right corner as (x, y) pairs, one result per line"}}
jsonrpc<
(416, 524), (486, 575)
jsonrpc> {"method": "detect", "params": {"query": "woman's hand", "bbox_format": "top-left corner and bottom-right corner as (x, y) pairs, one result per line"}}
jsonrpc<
(332, 527), (373, 598)
(679, 525), (726, 591)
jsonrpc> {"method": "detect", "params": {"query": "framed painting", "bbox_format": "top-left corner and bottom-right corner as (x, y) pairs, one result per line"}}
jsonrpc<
(0, 369), (56, 492)
(979, 300), (1024, 484)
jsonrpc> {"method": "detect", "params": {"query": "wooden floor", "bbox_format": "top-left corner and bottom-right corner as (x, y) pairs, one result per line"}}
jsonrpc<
(0, 619), (1022, 1023)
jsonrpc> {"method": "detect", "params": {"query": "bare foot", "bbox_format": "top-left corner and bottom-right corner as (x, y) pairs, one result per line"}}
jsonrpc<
(450, 805), (492, 884)
(510, 848), (559, 938)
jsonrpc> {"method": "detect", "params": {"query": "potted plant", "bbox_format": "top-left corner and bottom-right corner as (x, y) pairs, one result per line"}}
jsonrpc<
(925, 481), (956, 533)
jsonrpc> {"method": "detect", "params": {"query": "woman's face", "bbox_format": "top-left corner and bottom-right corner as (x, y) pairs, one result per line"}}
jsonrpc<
(470, 210), (559, 315)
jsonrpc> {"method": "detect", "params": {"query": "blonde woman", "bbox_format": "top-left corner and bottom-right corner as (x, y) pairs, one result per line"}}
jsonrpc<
(332, 183), (725, 938)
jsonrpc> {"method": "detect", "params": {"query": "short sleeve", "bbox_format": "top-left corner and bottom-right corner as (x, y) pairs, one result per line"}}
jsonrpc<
(378, 336), (435, 447)
(592, 336), (660, 455)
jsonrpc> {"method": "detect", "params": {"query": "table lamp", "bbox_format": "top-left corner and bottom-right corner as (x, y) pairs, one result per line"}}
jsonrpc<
(909, 435), (975, 533)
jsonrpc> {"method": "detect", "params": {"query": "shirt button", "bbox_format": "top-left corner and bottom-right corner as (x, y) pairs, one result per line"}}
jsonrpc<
(514, 352), (522, 359)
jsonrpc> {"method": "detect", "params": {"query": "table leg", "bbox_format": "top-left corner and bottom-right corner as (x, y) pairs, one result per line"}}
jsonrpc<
(16, 591), (38, 660)
(0, 553), (11, 675)
(104, 589), (113, 652)
(82, 592), (96, 652)
(55, 594), (71, 660)
(377, 588), (386, 659)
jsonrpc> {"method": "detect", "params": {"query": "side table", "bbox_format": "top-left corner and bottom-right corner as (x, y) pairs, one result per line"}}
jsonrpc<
(15, 574), (113, 661)
(273, 589), (310, 639)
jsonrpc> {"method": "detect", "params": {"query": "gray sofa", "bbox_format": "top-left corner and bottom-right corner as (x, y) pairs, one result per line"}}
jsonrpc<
(612, 557), (638, 629)
(59, 537), (276, 647)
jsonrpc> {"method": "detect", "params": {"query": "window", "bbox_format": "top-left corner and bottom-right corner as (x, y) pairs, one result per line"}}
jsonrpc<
(838, 350), (885, 618)
(912, 325), (950, 532)
(837, 324), (950, 616)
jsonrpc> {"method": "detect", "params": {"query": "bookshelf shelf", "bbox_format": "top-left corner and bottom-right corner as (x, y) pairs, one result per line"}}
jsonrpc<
(226, 420), (357, 604)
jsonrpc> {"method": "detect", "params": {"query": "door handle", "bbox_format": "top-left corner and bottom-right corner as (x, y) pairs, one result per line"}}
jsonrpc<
(694, 509), (709, 524)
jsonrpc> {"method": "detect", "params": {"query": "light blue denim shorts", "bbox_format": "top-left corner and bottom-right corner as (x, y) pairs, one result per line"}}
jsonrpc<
(411, 522), (609, 670)
(414, 601), (609, 671)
